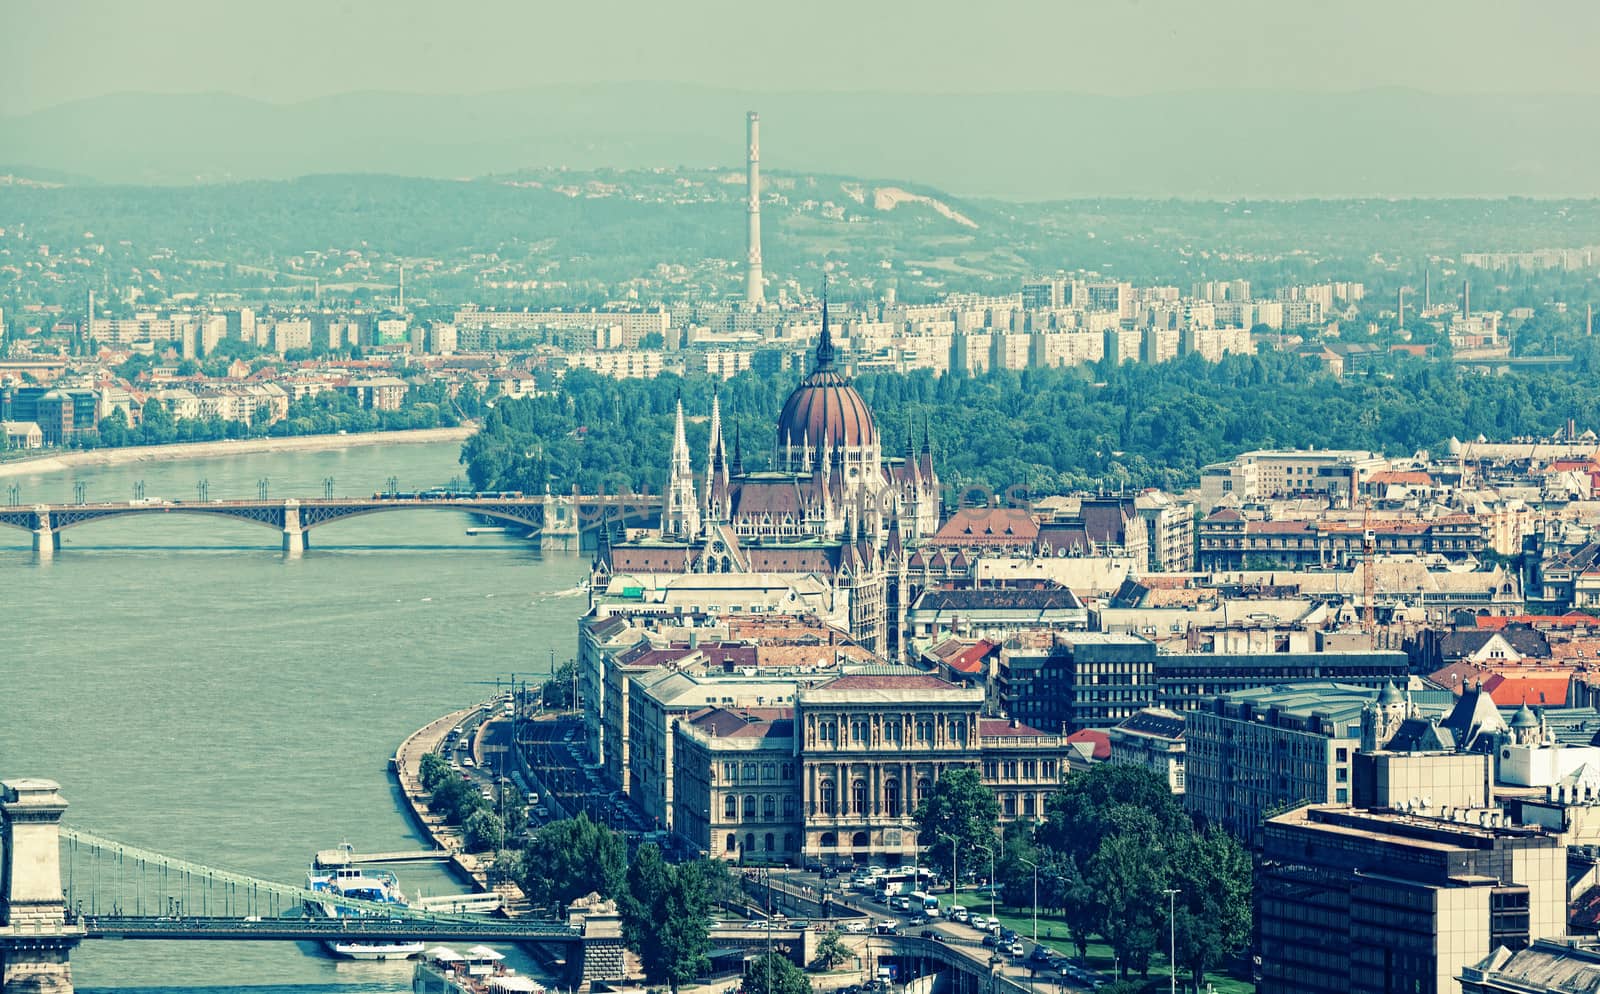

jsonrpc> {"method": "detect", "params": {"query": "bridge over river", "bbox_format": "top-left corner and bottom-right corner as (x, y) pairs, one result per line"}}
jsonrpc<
(0, 490), (661, 556)
(1, 779), (1028, 994)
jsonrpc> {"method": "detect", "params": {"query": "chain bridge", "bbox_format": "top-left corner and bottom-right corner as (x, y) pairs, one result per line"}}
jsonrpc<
(0, 780), (618, 994)
(0, 491), (661, 556)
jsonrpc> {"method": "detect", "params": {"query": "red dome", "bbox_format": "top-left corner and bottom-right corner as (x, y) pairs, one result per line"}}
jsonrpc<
(776, 367), (877, 450)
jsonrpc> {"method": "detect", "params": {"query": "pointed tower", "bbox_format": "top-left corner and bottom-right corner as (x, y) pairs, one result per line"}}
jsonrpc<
(664, 392), (700, 538)
(703, 388), (729, 523)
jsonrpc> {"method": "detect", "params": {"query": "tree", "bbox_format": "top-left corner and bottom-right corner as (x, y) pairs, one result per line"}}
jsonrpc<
(418, 752), (452, 792)
(1088, 826), (1169, 979)
(1170, 827), (1252, 993)
(746, 951), (811, 994)
(812, 929), (850, 971)
(913, 767), (999, 889)
(543, 657), (577, 709)
(621, 845), (711, 994)
(429, 776), (487, 826)
(1038, 764), (1187, 870)
(995, 821), (1040, 910)
(519, 814), (626, 908)
(463, 809), (505, 853)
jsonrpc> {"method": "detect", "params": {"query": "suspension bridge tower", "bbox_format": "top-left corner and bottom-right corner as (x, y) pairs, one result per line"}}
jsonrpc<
(0, 779), (84, 993)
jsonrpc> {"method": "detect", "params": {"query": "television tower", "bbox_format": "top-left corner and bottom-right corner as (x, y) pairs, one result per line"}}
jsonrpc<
(744, 111), (764, 306)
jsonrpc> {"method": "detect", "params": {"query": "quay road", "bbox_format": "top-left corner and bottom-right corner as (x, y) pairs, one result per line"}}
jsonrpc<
(77, 914), (580, 943)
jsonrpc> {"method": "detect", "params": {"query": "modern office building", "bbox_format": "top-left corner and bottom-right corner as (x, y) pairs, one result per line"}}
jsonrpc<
(1258, 805), (1564, 994)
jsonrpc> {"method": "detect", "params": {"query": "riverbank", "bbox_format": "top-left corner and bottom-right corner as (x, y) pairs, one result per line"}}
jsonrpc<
(0, 425), (476, 479)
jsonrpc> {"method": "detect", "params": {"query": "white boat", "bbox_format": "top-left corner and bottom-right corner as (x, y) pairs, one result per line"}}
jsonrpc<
(305, 863), (425, 961)
(413, 945), (543, 993)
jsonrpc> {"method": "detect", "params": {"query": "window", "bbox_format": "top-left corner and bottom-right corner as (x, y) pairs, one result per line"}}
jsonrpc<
(852, 721), (868, 744)
(780, 762), (793, 780)
(885, 779), (901, 818)
(726, 833), (737, 852)
(784, 795), (798, 819)
(763, 794), (776, 818)
(764, 832), (775, 852)
(744, 762), (758, 781)
(821, 780), (837, 815)
(723, 761), (736, 782)
(761, 762), (775, 781)
(1022, 793), (1035, 817)
(885, 720), (901, 744)
(916, 778), (932, 806)
(1003, 794), (1016, 817)
(1335, 788), (1348, 804)
(852, 779), (868, 814)
(744, 794), (757, 819)
(724, 795), (737, 820)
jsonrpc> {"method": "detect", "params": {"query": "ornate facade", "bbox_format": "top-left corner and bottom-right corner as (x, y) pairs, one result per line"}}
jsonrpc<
(597, 299), (940, 655)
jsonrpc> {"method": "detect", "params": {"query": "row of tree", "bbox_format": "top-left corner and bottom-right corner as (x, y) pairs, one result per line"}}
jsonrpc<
(417, 753), (508, 853)
(916, 765), (1250, 992)
(463, 352), (1600, 499)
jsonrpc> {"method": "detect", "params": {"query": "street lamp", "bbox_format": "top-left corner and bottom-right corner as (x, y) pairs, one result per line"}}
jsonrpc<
(973, 843), (996, 925)
(1163, 887), (1181, 994)
(196, 478), (209, 502)
(1018, 857), (1039, 943)
(937, 832), (959, 911)
(322, 476), (335, 499)
(73, 481), (87, 505)
(257, 477), (270, 501)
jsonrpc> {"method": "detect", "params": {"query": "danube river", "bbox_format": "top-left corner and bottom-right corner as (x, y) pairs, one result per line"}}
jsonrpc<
(1, 439), (592, 993)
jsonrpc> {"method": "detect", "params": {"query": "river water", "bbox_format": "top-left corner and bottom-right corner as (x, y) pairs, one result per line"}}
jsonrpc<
(0, 440), (592, 993)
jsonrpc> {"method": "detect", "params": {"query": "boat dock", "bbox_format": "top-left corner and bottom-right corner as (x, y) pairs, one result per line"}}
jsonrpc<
(313, 848), (451, 869)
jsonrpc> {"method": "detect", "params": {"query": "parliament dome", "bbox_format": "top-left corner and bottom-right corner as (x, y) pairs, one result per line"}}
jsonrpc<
(775, 300), (877, 451)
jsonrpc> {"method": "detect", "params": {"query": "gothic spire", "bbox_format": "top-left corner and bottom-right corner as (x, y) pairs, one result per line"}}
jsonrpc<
(731, 424), (745, 476)
(816, 277), (835, 371)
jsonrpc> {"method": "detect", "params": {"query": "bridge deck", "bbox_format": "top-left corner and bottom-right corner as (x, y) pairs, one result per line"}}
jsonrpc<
(313, 848), (449, 868)
(79, 915), (578, 943)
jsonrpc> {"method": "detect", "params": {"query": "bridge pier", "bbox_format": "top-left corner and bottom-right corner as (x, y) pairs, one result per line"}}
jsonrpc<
(0, 779), (84, 994)
(282, 499), (304, 557)
(31, 507), (57, 559)
(540, 494), (579, 551)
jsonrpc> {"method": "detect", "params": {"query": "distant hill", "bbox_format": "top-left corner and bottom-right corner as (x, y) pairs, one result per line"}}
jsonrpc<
(4, 85), (1599, 199)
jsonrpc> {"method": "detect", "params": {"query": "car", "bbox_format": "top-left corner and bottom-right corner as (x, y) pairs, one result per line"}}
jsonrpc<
(909, 914), (928, 926)
(820, 866), (838, 880)
(981, 934), (999, 948)
(919, 928), (936, 939)
(986, 921), (1002, 936)
(1028, 946), (1054, 965)
(968, 915), (988, 931)
(1009, 941), (1026, 958)
(803, 859), (826, 873)
(949, 906), (970, 924)
(745, 919), (768, 930)
(999, 928), (1019, 943)
(846, 920), (869, 934)
(875, 920), (899, 934)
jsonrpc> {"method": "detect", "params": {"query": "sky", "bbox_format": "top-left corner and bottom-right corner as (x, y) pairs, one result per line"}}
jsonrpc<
(3, 0), (1599, 116)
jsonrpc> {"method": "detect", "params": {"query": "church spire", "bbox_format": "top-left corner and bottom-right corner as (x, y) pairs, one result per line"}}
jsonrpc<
(732, 424), (745, 476)
(664, 390), (700, 538)
(816, 278), (835, 371)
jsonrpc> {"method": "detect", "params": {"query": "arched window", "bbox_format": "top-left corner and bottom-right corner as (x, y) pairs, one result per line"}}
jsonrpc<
(763, 794), (776, 819)
(916, 778), (932, 806)
(744, 794), (757, 819)
(780, 763), (794, 780)
(724, 795), (737, 820)
(764, 832), (775, 852)
(746, 832), (756, 852)
(743, 762), (758, 781)
(820, 831), (837, 848)
(949, 719), (965, 746)
(761, 762), (775, 781)
(885, 779), (901, 818)
(851, 779), (868, 814)
(725, 833), (737, 852)
(820, 780), (837, 815)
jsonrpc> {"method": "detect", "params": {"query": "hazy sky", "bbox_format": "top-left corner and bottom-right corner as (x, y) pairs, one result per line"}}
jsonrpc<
(3, 0), (1598, 116)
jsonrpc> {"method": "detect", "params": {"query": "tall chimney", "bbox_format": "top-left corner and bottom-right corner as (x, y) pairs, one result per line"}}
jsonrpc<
(1424, 268), (1431, 311)
(1463, 279), (1470, 319)
(1588, 303), (1593, 337)
(745, 111), (764, 306)
(399, 263), (406, 312)
(1397, 287), (1406, 331)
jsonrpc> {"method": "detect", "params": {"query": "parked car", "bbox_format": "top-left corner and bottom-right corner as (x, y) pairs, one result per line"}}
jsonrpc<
(1008, 941), (1026, 958)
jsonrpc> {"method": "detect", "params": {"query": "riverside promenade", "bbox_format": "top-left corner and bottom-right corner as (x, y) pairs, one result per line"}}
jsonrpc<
(392, 704), (530, 912)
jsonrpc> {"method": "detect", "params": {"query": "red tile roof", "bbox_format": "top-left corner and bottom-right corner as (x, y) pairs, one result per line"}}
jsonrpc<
(1477, 613), (1598, 631)
(946, 640), (999, 675)
(1063, 729), (1111, 760)
(819, 674), (957, 692)
(1483, 674), (1572, 708)
(979, 718), (1048, 738)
